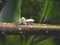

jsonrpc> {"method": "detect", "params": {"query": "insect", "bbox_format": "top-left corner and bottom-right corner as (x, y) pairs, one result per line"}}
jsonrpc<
(19, 17), (35, 25)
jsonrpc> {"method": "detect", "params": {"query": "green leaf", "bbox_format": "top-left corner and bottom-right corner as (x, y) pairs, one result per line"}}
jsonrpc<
(26, 35), (35, 45)
(0, 0), (22, 22)
(39, 0), (50, 23)
(6, 35), (22, 45)
(34, 37), (56, 45)
(44, 0), (60, 24)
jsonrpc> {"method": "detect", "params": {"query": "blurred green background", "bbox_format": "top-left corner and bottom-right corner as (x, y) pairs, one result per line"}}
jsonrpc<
(0, 0), (60, 45)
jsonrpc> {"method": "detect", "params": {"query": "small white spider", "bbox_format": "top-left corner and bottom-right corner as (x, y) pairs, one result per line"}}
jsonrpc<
(19, 17), (35, 25)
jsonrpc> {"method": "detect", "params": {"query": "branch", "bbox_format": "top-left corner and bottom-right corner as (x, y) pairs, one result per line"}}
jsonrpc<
(0, 22), (60, 36)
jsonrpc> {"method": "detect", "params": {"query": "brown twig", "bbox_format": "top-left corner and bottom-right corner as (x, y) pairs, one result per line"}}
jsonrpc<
(0, 22), (60, 36)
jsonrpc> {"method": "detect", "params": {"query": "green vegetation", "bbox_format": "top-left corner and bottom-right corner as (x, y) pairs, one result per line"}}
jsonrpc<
(0, 0), (60, 45)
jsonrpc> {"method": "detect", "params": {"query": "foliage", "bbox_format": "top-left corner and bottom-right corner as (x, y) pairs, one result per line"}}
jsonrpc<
(44, 0), (60, 24)
(0, 0), (21, 22)
(0, 0), (60, 45)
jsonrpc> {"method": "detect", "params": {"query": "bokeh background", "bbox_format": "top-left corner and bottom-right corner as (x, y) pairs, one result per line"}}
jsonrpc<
(0, 0), (60, 45)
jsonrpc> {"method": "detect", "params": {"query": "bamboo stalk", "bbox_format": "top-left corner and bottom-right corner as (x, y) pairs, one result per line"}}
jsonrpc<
(0, 22), (60, 36)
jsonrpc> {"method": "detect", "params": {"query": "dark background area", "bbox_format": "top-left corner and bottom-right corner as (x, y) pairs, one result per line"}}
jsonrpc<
(0, 0), (7, 11)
